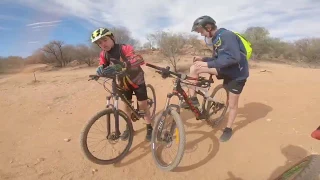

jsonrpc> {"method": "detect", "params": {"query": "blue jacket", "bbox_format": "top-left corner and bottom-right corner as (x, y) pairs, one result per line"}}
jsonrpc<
(203, 28), (249, 80)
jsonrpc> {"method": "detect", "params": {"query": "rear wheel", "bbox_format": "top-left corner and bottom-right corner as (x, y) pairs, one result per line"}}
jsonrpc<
(80, 108), (133, 165)
(274, 154), (320, 180)
(206, 84), (229, 127)
(151, 105), (186, 171)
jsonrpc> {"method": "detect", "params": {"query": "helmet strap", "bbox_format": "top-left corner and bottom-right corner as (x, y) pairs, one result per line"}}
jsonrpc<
(203, 26), (213, 38)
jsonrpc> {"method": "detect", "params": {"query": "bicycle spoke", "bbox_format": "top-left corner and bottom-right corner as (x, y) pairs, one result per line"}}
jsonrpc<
(80, 109), (134, 165)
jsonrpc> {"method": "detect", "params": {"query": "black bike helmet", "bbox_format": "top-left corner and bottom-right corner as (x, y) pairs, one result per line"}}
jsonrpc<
(191, 15), (216, 32)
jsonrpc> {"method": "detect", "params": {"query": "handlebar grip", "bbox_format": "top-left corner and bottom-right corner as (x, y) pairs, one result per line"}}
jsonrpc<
(146, 63), (204, 81)
(146, 63), (179, 78)
(145, 63), (163, 71)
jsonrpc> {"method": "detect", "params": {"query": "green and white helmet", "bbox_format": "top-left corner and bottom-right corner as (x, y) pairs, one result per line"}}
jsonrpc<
(90, 28), (114, 43)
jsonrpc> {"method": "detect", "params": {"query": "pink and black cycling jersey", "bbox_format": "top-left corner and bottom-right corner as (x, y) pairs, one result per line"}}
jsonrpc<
(99, 44), (145, 86)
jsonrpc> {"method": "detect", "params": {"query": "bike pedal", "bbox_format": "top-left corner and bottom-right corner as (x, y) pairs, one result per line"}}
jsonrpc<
(131, 113), (140, 122)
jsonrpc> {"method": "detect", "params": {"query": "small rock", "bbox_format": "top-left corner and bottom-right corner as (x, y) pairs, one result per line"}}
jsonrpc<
(64, 138), (71, 142)
(37, 158), (45, 162)
(266, 118), (272, 122)
(10, 160), (14, 164)
(92, 169), (98, 174)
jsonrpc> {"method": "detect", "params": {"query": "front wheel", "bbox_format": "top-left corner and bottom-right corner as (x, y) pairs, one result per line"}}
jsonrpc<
(146, 84), (156, 121)
(151, 105), (186, 171)
(274, 154), (320, 180)
(80, 108), (134, 165)
(206, 84), (229, 127)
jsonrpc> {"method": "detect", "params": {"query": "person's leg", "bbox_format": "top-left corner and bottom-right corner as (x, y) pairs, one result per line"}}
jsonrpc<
(181, 64), (219, 108)
(188, 64), (219, 96)
(122, 90), (133, 122)
(134, 83), (153, 141)
(220, 79), (247, 142)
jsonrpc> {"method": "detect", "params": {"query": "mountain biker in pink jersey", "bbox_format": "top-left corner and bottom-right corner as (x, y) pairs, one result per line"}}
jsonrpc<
(91, 27), (153, 141)
(181, 16), (249, 142)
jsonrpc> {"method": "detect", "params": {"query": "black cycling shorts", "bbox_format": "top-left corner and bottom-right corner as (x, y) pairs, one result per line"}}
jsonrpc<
(122, 83), (148, 101)
(223, 78), (247, 94)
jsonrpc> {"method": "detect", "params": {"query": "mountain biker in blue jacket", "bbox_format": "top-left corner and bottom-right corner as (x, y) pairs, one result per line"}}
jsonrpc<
(181, 15), (249, 142)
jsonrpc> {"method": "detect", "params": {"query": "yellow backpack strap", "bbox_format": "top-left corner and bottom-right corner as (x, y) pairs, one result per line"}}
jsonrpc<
(122, 76), (129, 90)
(118, 44), (140, 89)
(125, 75), (139, 89)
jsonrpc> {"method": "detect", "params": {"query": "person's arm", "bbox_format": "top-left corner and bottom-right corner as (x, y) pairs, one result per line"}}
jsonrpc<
(206, 31), (241, 68)
(201, 49), (217, 62)
(99, 51), (110, 67)
(202, 57), (213, 62)
(121, 45), (144, 69)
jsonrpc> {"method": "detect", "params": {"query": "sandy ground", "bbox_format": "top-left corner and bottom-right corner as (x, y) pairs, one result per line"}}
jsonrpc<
(0, 61), (320, 180)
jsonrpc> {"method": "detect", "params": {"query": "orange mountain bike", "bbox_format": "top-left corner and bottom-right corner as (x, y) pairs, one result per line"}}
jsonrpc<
(146, 63), (228, 171)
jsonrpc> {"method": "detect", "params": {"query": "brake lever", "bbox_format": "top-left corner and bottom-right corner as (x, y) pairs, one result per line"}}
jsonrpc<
(88, 75), (99, 81)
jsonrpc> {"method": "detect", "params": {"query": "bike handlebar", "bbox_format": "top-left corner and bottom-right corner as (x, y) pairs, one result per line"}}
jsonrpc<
(145, 63), (185, 79)
(145, 63), (214, 87)
(88, 71), (127, 81)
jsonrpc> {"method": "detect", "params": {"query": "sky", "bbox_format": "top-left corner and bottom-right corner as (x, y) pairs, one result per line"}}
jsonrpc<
(0, 0), (319, 58)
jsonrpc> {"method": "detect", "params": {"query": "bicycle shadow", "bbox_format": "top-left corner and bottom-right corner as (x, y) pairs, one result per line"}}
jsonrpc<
(169, 102), (272, 172)
(181, 102), (273, 133)
(113, 140), (150, 167)
(180, 109), (207, 129)
(113, 102), (272, 169)
(267, 145), (309, 180)
(225, 171), (244, 180)
(112, 110), (166, 167)
(172, 129), (220, 172)
(232, 102), (273, 133)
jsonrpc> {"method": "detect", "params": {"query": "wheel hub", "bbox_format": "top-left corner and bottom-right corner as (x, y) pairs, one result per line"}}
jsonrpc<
(107, 132), (120, 143)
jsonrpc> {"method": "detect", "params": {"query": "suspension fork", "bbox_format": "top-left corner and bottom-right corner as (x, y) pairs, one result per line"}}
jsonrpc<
(114, 95), (121, 136)
(106, 95), (112, 138)
(164, 92), (182, 113)
(108, 79), (120, 137)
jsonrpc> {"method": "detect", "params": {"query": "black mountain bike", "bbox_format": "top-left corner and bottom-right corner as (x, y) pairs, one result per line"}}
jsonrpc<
(145, 63), (229, 171)
(80, 71), (156, 165)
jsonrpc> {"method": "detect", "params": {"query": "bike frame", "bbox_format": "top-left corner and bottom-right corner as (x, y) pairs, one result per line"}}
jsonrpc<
(105, 75), (142, 118)
(163, 75), (214, 120)
(90, 73), (143, 137)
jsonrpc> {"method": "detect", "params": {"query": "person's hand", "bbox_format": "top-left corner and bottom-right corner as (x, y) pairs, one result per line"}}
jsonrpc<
(193, 56), (203, 62)
(96, 65), (104, 76)
(194, 61), (208, 68)
(113, 64), (124, 72)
